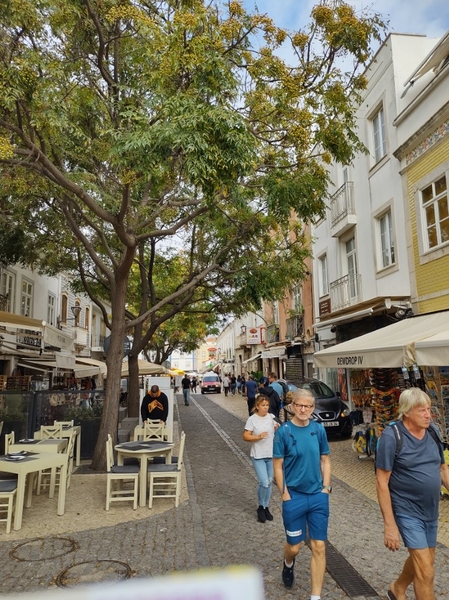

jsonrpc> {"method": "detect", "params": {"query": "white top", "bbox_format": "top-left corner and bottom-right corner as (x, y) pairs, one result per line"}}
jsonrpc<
(222, 376), (230, 386)
(244, 413), (276, 458)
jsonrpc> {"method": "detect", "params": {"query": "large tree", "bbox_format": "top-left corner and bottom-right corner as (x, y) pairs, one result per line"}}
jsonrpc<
(0, 0), (386, 468)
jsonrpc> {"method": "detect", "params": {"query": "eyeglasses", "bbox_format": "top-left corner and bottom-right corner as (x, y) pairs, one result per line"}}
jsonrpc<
(293, 403), (314, 409)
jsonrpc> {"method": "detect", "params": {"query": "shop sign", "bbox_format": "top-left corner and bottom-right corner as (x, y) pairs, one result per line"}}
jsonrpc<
(319, 298), (331, 316)
(336, 355), (364, 366)
(246, 327), (261, 345)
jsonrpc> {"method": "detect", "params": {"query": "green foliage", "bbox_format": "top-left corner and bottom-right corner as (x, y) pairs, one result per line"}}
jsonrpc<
(62, 404), (103, 422)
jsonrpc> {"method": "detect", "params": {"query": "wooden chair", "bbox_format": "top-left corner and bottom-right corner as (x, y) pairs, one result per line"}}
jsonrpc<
(4, 432), (14, 454)
(0, 421), (3, 436)
(36, 434), (76, 495)
(106, 434), (139, 510)
(40, 424), (63, 439)
(142, 420), (166, 441)
(54, 420), (74, 427)
(0, 480), (18, 533)
(148, 431), (185, 509)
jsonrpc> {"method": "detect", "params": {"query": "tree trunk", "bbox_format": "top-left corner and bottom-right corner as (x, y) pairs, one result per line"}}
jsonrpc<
(91, 276), (128, 471)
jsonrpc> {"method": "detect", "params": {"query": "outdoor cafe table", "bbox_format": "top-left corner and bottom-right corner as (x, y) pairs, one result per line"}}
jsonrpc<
(10, 438), (68, 454)
(34, 425), (82, 466)
(0, 452), (68, 531)
(115, 440), (174, 507)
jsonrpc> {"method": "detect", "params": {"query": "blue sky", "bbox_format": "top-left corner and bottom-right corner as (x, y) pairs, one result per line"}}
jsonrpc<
(242, 0), (449, 40)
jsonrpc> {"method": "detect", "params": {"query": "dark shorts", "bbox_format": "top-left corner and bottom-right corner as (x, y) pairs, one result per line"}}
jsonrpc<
(395, 513), (438, 549)
(282, 489), (329, 545)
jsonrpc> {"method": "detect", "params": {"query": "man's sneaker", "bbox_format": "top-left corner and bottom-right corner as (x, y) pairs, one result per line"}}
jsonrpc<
(264, 507), (273, 521)
(257, 505), (266, 523)
(282, 558), (295, 588)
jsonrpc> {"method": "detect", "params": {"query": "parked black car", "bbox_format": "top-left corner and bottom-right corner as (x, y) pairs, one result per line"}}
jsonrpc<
(281, 378), (352, 437)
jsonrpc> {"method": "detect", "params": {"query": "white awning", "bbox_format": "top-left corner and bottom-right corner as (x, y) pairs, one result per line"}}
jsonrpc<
(74, 365), (99, 378)
(76, 357), (107, 375)
(404, 30), (449, 85)
(242, 354), (261, 364)
(314, 311), (449, 369)
(0, 310), (74, 351)
(261, 346), (286, 359)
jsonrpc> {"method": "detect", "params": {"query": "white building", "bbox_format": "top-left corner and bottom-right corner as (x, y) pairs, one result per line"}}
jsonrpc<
(311, 33), (440, 387)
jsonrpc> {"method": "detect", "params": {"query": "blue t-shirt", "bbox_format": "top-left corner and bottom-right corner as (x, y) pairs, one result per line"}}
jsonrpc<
(376, 421), (444, 521)
(245, 379), (258, 399)
(273, 420), (330, 494)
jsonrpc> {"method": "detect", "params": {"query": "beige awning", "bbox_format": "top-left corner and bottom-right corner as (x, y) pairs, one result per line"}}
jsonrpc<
(261, 346), (286, 359)
(121, 359), (167, 377)
(242, 354), (261, 364)
(76, 357), (107, 375)
(314, 311), (449, 369)
(0, 310), (74, 351)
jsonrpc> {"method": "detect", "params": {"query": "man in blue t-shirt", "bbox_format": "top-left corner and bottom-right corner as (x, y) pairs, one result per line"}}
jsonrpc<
(376, 388), (449, 600)
(244, 375), (258, 415)
(273, 388), (331, 597)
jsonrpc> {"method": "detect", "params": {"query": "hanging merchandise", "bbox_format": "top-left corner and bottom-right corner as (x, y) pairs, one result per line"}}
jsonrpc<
(401, 364), (410, 380)
(369, 368), (400, 436)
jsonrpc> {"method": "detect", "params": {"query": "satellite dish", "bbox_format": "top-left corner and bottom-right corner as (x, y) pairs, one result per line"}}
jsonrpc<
(104, 335), (131, 358)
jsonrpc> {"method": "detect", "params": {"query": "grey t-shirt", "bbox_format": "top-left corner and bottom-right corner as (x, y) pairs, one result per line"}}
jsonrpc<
(376, 421), (443, 521)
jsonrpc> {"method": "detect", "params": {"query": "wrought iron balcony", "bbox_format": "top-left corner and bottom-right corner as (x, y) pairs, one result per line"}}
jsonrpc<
(330, 182), (356, 237)
(329, 274), (362, 312)
(266, 324), (280, 344)
(286, 313), (304, 340)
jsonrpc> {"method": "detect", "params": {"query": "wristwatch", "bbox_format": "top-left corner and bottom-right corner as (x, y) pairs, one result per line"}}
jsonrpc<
(322, 485), (332, 493)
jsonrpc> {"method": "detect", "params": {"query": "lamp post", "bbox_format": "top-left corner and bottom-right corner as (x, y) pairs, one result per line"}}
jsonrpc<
(57, 305), (82, 329)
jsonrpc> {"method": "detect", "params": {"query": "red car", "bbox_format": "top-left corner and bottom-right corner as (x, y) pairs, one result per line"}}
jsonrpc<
(201, 374), (221, 394)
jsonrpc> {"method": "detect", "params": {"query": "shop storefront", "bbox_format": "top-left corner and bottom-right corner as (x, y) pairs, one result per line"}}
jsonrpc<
(314, 310), (449, 446)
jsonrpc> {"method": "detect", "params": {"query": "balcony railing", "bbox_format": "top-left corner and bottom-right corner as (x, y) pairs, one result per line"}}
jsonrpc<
(330, 274), (362, 312)
(330, 182), (356, 236)
(266, 324), (280, 344)
(286, 314), (304, 340)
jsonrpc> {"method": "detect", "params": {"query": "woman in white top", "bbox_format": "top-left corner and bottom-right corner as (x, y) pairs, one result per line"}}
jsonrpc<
(243, 394), (278, 523)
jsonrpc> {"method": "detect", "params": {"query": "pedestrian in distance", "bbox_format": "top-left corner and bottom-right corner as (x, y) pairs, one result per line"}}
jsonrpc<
(222, 373), (230, 397)
(244, 374), (258, 416)
(273, 388), (331, 597)
(241, 374), (246, 395)
(243, 394), (279, 523)
(230, 374), (237, 396)
(181, 374), (191, 406)
(237, 374), (242, 394)
(191, 376), (197, 393)
(376, 388), (449, 600)
(140, 385), (169, 423)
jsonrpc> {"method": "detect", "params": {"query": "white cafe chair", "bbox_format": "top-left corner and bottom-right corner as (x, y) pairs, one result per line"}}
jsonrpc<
(147, 431), (185, 509)
(40, 424), (63, 439)
(4, 432), (14, 454)
(54, 420), (74, 427)
(105, 434), (139, 510)
(36, 434), (76, 495)
(142, 420), (166, 441)
(0, 480), (18, 533)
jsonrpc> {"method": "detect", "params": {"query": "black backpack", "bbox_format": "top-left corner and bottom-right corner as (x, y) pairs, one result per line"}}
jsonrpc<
(375, 421), (444, 472)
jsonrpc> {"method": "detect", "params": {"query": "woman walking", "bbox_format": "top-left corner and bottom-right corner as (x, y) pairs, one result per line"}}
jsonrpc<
(243, 395), (278, 523)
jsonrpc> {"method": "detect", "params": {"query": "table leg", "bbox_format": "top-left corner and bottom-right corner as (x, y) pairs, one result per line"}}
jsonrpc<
(13, 473), (27, 531)
(139, 456), (147, 507)
(49, 467), (57, 498)
(75, 432), (80, 467)
(25, 473), (35, 508)
(57, 457), (68, 515)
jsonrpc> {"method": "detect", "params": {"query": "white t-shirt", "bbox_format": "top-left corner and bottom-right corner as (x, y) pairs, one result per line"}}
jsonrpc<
(244, 413), (276, 458)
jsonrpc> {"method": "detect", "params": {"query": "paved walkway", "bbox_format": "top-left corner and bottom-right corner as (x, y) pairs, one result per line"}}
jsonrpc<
(0, 391), (448, 598)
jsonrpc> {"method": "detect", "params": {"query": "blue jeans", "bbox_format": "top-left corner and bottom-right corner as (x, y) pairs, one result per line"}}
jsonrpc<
(183, 388), (190, 404)
(251, 457), (273, 508)
(230, 383), (237, 395)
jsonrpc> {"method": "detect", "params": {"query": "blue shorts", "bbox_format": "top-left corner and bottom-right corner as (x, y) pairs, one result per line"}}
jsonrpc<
(282, 490), (329, 545)
(395, 514), (438, 549)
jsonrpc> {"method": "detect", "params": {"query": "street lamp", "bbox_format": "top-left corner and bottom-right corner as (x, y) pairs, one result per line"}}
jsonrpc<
(57, 305), (82, 329)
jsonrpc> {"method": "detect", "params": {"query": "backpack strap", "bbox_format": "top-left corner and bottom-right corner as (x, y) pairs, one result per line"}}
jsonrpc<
(428, 422), (445, 462)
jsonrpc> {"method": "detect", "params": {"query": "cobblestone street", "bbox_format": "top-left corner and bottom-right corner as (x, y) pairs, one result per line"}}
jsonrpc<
(0, 391), (448, 598)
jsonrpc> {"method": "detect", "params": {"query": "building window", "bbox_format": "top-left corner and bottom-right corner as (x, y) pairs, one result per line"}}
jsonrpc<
(291, 285), (303, 313)
(0, 270), (15, 312)
(379, 211), (395, 267)
(85, 306), (90, 330)
(346, 237), (358, 300)
(421, 175), (449, 250)
(61, 294), (68, 323)
(21, 280), (33, 317)
(373, 107), (386, 163)
(48, 294), (56, 326)
(318, 255), (328, 297)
